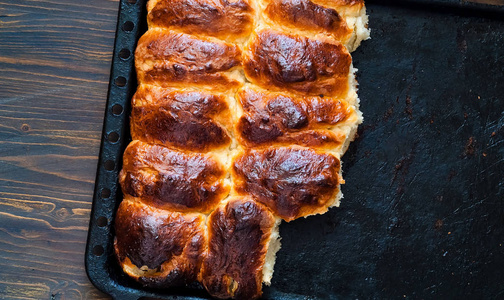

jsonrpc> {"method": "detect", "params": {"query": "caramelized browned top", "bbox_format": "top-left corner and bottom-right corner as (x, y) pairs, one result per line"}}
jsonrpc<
(119, 140), (229, 213)
(311, 0), (364, 13)
(233, 146), (341, 221)
(264, 0), (352, 42)
(201, 197), (276, 300)
(312, 0), (364, 6)
(147, 0), (255, 40)
(243, 29), (351, 97)
(136, 28), (242, 89)
(114, 200), (206, 287)
(236, 87), (352, 147)
(131, 85), (232, 152)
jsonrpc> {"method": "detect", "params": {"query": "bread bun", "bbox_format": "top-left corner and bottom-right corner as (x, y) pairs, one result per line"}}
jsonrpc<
(116, 0), (369, 298)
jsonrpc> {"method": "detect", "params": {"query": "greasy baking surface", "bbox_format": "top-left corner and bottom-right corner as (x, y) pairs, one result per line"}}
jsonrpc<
(243, 29), (352, 97)
(119, 140), (229, 213)
(262, 0), (353, 42)
(232, 146), (341, 221)
(200, 198), (276, 300)
(135, 28), (243, 89)
(236, 86), (352, 148)
(147, 0), (255, 41)
(114, 200), (206, 287)
(131, 85), (232, 152)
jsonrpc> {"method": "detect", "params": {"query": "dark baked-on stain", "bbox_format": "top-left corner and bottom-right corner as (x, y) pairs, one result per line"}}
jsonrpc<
(264, 0), (352, 41)
(136, 28), (242, 89)
(148, 0), (255, 40)
(131, 85), (231, 152)
(114, 200), (206, 287)
(243, 29), (351, 97)
(233, 146), (341, 221)
(119, 140), (229, 213)
(236, 87), (351, 147)
(201, 197), (276, 300)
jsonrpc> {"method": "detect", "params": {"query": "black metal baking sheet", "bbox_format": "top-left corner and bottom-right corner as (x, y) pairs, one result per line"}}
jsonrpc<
(85, 0), (504, 299)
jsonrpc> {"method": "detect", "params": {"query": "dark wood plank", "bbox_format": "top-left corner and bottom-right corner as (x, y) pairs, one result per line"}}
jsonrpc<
(0, 0), (120, 298)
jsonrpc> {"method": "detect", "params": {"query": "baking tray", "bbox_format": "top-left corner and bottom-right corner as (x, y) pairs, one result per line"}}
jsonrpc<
(85, 0), (504, 299)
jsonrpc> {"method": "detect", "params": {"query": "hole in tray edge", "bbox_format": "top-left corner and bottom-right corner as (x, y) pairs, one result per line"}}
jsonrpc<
(108, 132), (120, 143)
(101, 188), (111, 199)
(115, 76), (127, 87)
(97, 216), (108, 227)
(93, 245), (104, 256)
(112, 104), (124, 115)
(122, 21), (135, 32)
(104, 160), (115, 171)
(119, 48), (131, 60)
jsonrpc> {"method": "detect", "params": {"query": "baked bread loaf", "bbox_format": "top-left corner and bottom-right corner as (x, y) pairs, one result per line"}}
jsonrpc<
(115, 0), (369, 298)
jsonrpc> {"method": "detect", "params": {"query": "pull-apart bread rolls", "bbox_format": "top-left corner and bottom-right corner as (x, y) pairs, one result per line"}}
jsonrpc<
(115, 0), (369, 298)
(131, 85), (233, 152)
(259, 0), (369, 51)
(232, 146), (343, 222)
(119, 140), (229, 213)
(201, 197), (280, 299)
(135, 28), (244, 90)
(242, 29), (352, 98)
(235, 85), (359, 153)
(114, 200), (206, 287)
(147, 0), (255, 42)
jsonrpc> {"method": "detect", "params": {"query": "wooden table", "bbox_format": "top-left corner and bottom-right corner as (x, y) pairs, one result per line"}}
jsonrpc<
(0, 1), (119, 298)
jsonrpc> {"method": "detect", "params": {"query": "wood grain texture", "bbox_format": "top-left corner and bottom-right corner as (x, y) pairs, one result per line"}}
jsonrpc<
(0, 0), (119, 298)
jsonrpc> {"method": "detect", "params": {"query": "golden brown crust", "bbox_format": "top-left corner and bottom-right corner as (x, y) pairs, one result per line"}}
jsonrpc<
(135, 28), (243, 90)
(263, 0), (353, 42)
(118, 0), (368, 295)
(147, 0), (255, 41)
(232, 146), (341, 221)
(200, 197), (276, 300)
(243, 29), (352, 97)
(131, 85), (232, 152)
(311, 0), (364, 7)
(119, 140), (229, 213)
(308, 0), (365, 18)
(114, 200), (206, 287)
(236, 87), (352, 148)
